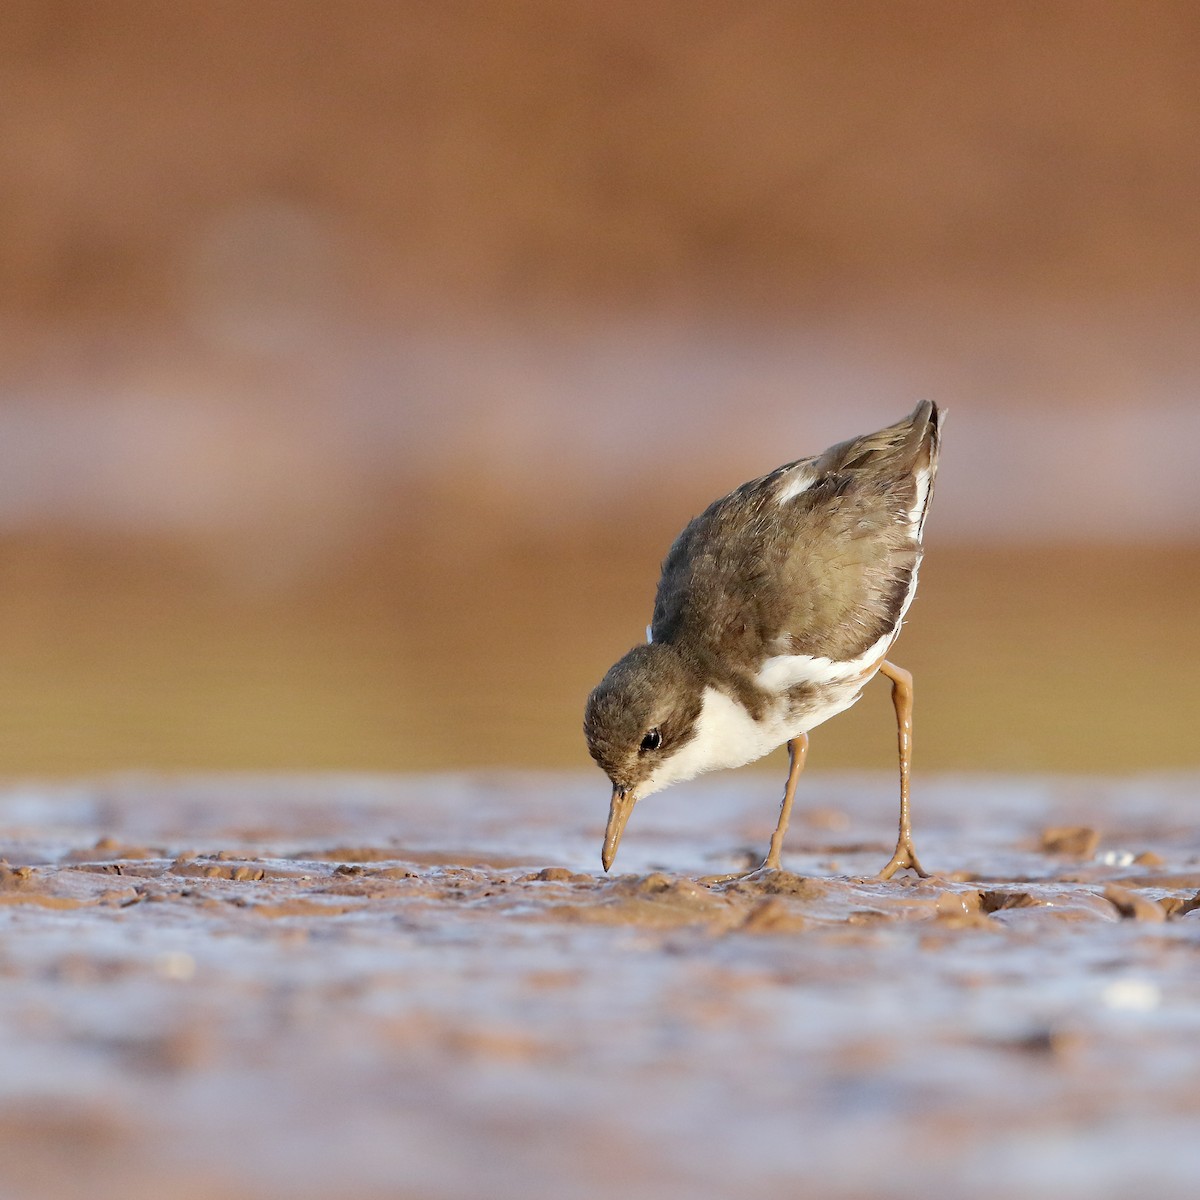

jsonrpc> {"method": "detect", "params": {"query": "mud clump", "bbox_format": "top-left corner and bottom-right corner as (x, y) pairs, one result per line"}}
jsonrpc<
(0, 863), (37, 891)
(1040, 826), (1100, 857)
(717, 871), (831, 900)
(933, 889), (995, 929)
(519, 866), (593, 883)
(739, 896), (808, 933)
(1103, 883), (1167, 923)
(551, 872), (738, 929)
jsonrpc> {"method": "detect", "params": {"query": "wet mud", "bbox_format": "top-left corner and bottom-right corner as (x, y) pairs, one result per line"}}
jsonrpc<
(3, 772), (1200, 1199)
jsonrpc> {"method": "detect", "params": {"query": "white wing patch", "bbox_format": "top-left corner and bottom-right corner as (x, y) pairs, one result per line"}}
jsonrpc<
(775, 466), (818, 506)
(646, 624), (654, 644)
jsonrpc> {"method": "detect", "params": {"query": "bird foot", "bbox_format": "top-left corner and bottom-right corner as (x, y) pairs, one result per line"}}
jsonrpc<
(878, 839), (928, 880)
(699, 855), (784, 886)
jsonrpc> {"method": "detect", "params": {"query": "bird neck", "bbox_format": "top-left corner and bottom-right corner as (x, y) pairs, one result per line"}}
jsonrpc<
(669, 639), (771, 722)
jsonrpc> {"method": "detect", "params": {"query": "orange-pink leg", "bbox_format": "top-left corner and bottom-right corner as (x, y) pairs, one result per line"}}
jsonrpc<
(699, 732), (809, 884)
(877, 661), (928, 879)
(761, 732), (809, 871)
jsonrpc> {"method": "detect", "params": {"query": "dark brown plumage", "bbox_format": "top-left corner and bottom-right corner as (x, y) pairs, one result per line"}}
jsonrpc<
(653, 402), (938, 665)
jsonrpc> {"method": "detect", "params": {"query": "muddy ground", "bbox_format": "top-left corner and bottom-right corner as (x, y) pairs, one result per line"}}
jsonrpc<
(2, 772), (1200, 1199)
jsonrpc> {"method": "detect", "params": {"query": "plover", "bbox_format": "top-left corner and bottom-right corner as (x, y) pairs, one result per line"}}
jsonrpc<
(584, 400), (943, 879)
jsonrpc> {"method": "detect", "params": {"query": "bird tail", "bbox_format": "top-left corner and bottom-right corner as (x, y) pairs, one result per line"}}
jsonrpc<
(903, 400), (943, 538)
(816, 400), (945, 477)
(906, 399), (944, 475)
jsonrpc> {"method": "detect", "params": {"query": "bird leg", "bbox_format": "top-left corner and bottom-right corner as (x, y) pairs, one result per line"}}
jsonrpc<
(700, 733), (808, 883)
(876, 660), (928, 879)
(761, 732), (809, 871)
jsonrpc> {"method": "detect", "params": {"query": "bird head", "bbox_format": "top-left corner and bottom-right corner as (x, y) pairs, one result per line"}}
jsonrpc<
(583, 642), (703, 871)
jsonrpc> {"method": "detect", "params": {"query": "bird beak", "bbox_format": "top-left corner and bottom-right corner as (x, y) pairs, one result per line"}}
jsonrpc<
(602, 787), (636, 873)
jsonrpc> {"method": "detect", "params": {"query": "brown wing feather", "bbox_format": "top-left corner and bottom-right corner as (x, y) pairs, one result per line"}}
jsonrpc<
(652, 402), (941, 666)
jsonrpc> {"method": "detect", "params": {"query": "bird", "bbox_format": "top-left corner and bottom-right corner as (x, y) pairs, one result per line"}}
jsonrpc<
(584, 400), (944, 880)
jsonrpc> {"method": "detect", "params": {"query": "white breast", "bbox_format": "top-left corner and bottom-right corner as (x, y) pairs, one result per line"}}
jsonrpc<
(639, 686), (790, 798)
(640, 666), (878, 799)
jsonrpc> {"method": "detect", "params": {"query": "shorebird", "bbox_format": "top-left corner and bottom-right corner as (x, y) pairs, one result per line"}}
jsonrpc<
(584, 401), (943, 879)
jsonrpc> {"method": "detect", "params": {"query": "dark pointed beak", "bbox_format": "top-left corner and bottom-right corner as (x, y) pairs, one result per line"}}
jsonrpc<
(601, 786), (636, 873)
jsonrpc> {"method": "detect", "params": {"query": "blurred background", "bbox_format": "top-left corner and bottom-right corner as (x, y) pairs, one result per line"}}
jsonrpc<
(0, 0), (1196, 776)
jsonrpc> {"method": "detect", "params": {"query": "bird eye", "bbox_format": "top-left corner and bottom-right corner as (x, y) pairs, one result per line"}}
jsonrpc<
(639, 728), (662, 753)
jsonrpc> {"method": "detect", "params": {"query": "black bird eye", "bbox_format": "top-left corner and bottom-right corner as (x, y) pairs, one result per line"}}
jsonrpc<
(639, 728), (662, 753)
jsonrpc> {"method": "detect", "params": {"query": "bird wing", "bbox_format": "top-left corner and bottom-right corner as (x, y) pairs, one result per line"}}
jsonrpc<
(652, 402), (941, 666)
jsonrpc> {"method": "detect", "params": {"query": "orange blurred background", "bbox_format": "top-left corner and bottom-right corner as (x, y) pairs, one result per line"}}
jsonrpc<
(0, 1), (1196, 775)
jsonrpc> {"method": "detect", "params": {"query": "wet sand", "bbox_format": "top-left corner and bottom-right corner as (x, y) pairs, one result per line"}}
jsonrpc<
(3, 772), (1200, 1199)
